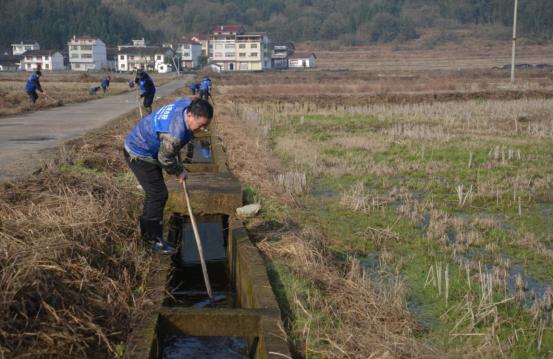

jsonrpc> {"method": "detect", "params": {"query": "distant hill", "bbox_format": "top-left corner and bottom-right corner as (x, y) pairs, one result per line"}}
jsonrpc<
(1, 0), (553, 51)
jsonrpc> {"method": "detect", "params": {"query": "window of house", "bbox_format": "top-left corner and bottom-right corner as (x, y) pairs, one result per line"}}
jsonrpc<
(214, 52), (223, 57)
(239, 53), (246, 57)
(82, 54), (92, 59)
(81, 45), (92, 51)
(251, 44), (258, 48)
(130, 56), (135, 60)
(225, 44), (234, 49)
(238, 44), (246, 49)
(225, 52), (234, 57)
(250, 52), (258, 57)
(121, 64), (126, 69)
(44, 64), (49, 69)
(120, 55), (125, 60)
(156, 55), (162, 60)
(71, 53), (79, 58)
(183, 52), (190, 57)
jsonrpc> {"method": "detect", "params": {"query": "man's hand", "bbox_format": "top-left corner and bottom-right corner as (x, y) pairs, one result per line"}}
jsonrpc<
(177, 170), (187, 184)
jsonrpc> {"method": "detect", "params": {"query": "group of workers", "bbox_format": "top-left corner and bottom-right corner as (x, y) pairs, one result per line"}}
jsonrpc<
(89, 76), (111, 95)
(188, 76), (212, 102)
(24, 69), (215, 255)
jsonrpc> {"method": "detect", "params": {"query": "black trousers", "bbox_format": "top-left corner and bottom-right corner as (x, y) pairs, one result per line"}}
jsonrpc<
(199, 90), (209, 101)
(27, 91), (38, 103)
(143, 94), (154, 112)
(124, 150), (168, 221)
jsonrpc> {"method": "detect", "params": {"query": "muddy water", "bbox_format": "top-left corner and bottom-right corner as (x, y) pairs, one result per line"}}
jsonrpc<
(162, 336), (248, 359)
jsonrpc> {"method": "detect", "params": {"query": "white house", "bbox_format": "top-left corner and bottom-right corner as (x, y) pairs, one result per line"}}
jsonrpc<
(210, 25), (244, 71)
(117, 38), (148, 50)
(175, 42), (202, 69)
(11, 41), (40, 55)
(68, 36), (107, 71)
(117, 47), (175, 73)
(288, 52), (317, 68)
(20, 50), (64, 71)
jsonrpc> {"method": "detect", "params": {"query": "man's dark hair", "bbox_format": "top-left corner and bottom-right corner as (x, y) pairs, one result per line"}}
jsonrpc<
(187, 98), (213, 119)
(35, 70), (42, 76)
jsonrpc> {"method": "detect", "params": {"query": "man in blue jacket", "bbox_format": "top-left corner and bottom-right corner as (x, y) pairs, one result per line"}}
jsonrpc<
(101, 75), (110, 93)
(134, 69), (156, 114)
(188, 82), (199, 96)
(199, 76), (212, 102)
(124, 97), (214, 254)
(25, 70), (44, 103)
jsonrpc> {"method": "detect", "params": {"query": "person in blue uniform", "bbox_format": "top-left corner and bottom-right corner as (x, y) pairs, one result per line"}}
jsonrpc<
(123, 97), (214, 254)
(134, 69), (156, 114)
(198, 76), (212, 102)
(25, 70), (44, 103)
(101, 75), (110, 93)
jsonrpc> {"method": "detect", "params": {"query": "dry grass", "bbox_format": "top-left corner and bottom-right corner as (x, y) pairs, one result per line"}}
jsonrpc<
(0, 168), (154, 358)
(257, 226), (426, 358)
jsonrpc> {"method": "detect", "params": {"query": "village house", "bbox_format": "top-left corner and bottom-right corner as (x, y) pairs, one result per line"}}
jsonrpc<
(191, 34), (210, 57)
(210, 25), (244, 71)
(0, 55), (21, 71)
(271, 42), (295, 69)
(68, 36), (107, 71)
(11, 41), (40, 56)
(175, 42), (202, 69)
(235, 32), (271, 71)
(117, 47), (174, 73)
(288, 52), (317, 68)
(20, 50), (64, 71)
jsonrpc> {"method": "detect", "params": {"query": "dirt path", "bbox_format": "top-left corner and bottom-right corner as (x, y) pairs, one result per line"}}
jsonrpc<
(0, 78), (188, 181)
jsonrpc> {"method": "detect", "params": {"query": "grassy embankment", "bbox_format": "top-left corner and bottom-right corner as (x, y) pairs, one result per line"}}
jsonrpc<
(0, 86), (189, 357)
(215, 69), (553, 358)
(0, 72), (175, 117)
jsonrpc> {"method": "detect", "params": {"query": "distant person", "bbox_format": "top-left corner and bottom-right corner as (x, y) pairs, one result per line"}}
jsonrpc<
(135, 69), (156, 114)
(25, 70), (44, 104)
(123, 98), (214, 254)
(89, 86), (101, 95)
(188, 82), (199, 96)
(101, 75), (111, 93)
(199, 76), (212, 102)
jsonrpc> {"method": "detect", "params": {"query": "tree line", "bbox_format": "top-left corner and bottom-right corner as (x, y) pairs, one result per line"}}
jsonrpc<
(1, 0), (552, 51)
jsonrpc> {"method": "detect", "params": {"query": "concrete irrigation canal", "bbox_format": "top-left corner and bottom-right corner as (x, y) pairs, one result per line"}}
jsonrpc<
(124, 130), (291, 358)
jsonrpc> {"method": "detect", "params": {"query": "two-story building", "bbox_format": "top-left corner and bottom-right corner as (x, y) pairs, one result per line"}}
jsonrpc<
(175, 42), (202, 69)
(235, 32), (271, 71)
(117, 47), (174, 72)
(210, 25), (244, 71)
(20, 50), (64, 71)
(11, 41), (40, 56)
(68, 36), (107, 71)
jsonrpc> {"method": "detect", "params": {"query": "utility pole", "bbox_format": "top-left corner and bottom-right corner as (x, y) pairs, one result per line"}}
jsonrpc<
(511, 0), (518, 84)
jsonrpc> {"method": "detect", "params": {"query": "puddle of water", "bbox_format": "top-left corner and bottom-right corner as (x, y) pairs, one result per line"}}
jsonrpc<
(180, 218), (226, 264)
(0, 123), (21, 127)
(162, 336), (248, 359)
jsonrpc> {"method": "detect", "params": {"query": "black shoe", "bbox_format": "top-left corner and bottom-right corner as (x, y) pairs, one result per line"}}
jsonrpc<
(149, 239), (177, 255)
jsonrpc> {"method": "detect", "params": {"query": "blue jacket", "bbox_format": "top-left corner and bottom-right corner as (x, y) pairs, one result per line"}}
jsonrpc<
(136, 73), (156, 97)
(199, 78), (211, 92)
(101, 79), (109, 88)
(188, 83), (198, 91)
(25, 73), (42, 93)
(124, 98), (192, 159)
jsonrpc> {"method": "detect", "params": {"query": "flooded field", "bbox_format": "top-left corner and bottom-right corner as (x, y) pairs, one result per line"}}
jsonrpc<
(215, 69), (553, 357)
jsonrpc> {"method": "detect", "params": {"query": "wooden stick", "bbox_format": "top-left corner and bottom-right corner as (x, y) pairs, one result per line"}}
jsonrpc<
(182, 180), (215, 306)
(137, 97), (143, 118)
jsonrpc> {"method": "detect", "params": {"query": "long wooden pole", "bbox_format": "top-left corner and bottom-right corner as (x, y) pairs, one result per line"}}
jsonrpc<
(182, 180), (215, 306)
